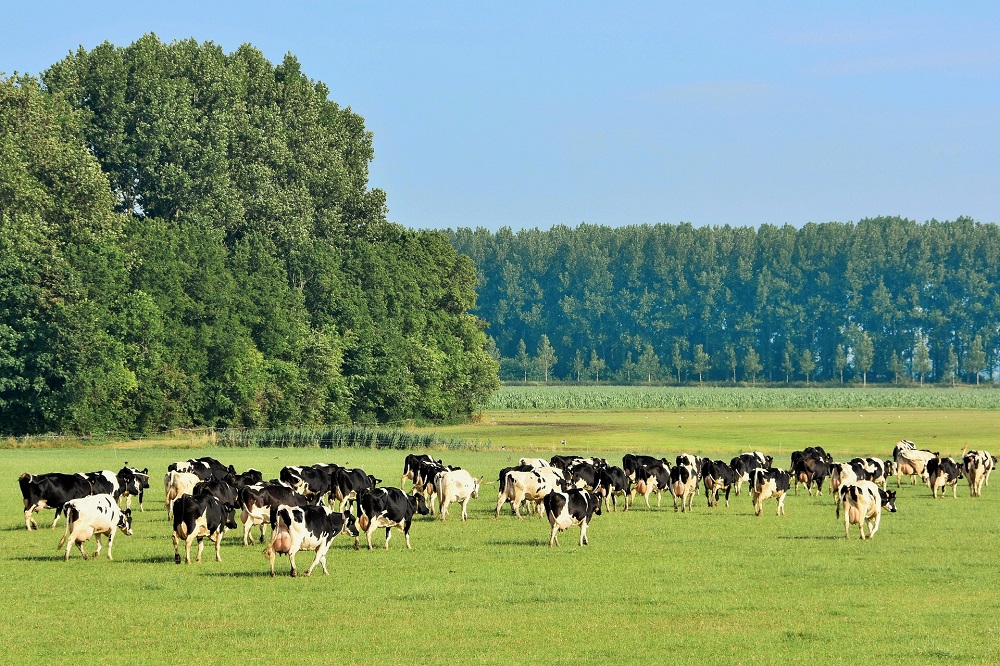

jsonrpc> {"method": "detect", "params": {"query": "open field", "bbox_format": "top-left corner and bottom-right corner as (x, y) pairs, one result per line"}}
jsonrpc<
(3, 410), (1000, 665)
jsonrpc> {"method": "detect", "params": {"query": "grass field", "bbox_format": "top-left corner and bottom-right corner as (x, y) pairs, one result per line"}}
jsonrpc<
(3, 409), (1000, 665)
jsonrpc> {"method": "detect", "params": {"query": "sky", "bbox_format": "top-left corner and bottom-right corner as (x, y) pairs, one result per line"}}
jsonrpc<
(4, 2), (1000, 232)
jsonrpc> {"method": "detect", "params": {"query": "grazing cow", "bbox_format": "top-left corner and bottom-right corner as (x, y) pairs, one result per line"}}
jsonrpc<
(435, 469), (481, 522)
(163, 470), (202, 518)
(264, 505), (359, 577)
(730, 453), (771, 496)
(19, 472), (94, 530)
(963, 450), (994, 497)
(701, 459), (735, 508)
(192, 478), (238, 506)
(570, 462), (602, 492)
(926, 456), (962, 499)
(239, 483), (312, 546)
(333, 468), (381, 515)
(355, 487), (429, 550)
(750, 468), (790, 517)
(543, 489), (602, 547)
(401, 454), (435, 488)
(167, 457), (235, 482)
(669, 464), (698, 513)
(495, 469), (560, 518)
(279, 465), (336, 505)
(172, 492), (238, 564)
(231, 468), (264, 489)
(57, 494), (133, 561)
(597, 466), (631, 511)
(837, 480), (897, 540)
(117, 466), (150, 512)
(622, 454), (667, 481)
(632, 462), (670, 509)
(519, 458), (550, 469)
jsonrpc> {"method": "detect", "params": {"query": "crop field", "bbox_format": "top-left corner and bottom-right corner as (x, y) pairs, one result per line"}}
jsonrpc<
(3, 408), (1000, 665)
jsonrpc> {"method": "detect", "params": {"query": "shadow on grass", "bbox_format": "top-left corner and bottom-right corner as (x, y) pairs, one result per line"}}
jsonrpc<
(201, 570), (278, 578)
(776, 535), (842, 541)
(8, 554), (65, 562)
(487, 538), (547, 547)
(129, 554), (177, 564)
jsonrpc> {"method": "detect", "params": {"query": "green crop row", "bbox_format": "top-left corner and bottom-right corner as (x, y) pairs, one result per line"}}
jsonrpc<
(486, 385), (1000, 411)
(216, 426), (485, 450)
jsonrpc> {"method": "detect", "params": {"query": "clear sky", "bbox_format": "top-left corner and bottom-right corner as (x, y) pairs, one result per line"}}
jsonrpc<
(4, 2), (999, 231)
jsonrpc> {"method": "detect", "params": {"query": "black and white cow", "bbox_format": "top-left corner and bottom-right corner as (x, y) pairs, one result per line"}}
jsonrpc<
(279, 465), (336, 504)
(116, 466), (150, 512)
(401, 454), (435, 488)
(701, 459), (735, 508)
(543, 488), (602, 547)
(669, 463), (698, 513)
(239, 483), (312, 546)
(333, 468), (381, 515)
(79, 470), (121, 499)
(622, 454), (668, 481)
(963, 449), (995, 497)
(837, 480), (897, 540)
(264, 504), (359, 577)
(596, 466), (632, 511)
(192, 478), (239, 506)
(172, 492), (238, 564)
(750, 468), (790, 517)
(926, 456), (962, 499)
(167, 457), (234, 482)
(19, 472), (94, 530)
(355, 487), (429, 550)
(631, 462), (670, 509)
(57, 494), (133, 561)
(791, 455), (830, 496)
(730, 453), (771, 496)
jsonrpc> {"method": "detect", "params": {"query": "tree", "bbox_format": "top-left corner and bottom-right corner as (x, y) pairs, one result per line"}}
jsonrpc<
(588, 349), (606, 383)
(671, 341), (687, 383)
(620, 351), (636, 383)
(833, 344), (847, 383)
(515, 339), (531, 382)
(855, 331), (874, 386)
(572, 349), (586, 382)
(912, 333), (931, 386)
(536, 334), (557, 383)
(724, 343), (738, 382)
(692, 344), (711, 383)
(966, 334), (986, 385)
(637, 344), (660, 384)
(945, 344), (959, 387)
(743, 347), (762, 385)
(799, 349), (816, 384)
(781, 341), (795, 383)
(890, 351), (906, 385)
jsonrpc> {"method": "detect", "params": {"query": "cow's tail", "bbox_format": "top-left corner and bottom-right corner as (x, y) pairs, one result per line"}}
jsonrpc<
(18, 473), (32, 508)
(56, 504), (79, 549)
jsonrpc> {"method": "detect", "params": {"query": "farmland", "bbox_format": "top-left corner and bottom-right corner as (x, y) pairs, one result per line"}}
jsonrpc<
(4, 404), (1000, 665)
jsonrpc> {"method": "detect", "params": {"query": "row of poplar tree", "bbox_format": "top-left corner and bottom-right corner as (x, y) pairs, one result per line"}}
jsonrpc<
(447, 220), (1000, 385)
(0, 35), (498, 436)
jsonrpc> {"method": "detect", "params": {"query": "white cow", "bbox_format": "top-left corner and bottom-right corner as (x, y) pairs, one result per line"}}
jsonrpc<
(963, 450), (994, 497)
(495, 470), (559, 519)
(56, 494), (133, 560)
(163, 470), (201, 517)
(837, 480), (897, 540)
(435, 469), (482, 522)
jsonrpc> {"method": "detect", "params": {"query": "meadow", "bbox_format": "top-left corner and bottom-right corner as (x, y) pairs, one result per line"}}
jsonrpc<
(3, 404), (1000, 665)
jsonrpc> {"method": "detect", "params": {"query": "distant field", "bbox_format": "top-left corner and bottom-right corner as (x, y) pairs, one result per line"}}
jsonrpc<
(486, 385), (1000, 411)
(4, 408), (1000, 664)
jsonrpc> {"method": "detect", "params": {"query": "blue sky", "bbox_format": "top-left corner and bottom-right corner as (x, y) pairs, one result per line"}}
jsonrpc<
(4, 2), (999, 231)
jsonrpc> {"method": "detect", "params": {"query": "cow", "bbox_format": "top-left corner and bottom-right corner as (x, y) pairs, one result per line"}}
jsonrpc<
(856, 458), (889, 490)
(495, 469), (561, 518)
(792, 455), (831, 496)
(701, 459), (735, 508)
(171, 492), (238, 564)
(56, 494), (133, 560)
(837, 480), (897, 540)
(669, 463), (698, 513)
(163, 470), (202, 518)
(231, 468), (264, 489)
(750, 468), (790, 517)
(632, 462), (670, 509)
(894, 443), (936, 486)
(192, 478), (238, 506)
(79, 470), (121, 500)
(622, 454), (667, 481)
(730, 453), (770, 496)
(401, 454), (435, 488)
(239, 483), (312, 546)
(264, 504), (359, 577)
(332, 468), (381, 515)
(117, 466), (150, 512)
(549, 455), (585, 473)
(519, 458), (550, 469)
(926, 456), (962, 499)
(435, 469), (481, 522)
(675, 454), (703, 488)
(279, 465), (337, 505)
(596, 466), (631, 511)
(963, 449), (994, 497)
(412, 460), (450, 514)
(167, 457), (235, 482)
(19, 472), (94, 530)
(355, 487), (429, 550)
(570, 462), (602, 492)
(830, 461), (869, 496)
(543, 489), (602, 547)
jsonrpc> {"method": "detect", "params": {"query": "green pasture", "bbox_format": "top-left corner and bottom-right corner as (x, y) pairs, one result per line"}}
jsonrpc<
(3, 410), (999, 665)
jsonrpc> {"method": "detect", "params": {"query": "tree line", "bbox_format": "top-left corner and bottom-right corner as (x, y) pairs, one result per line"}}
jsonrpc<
(0, 35), (498, 436)
(447, 220), (1000, 385)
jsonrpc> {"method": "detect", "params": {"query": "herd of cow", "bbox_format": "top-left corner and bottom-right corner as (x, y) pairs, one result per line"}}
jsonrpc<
(16, 440), (996, 576)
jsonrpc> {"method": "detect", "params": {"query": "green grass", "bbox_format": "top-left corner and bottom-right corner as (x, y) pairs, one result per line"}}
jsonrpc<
(3, 411), (1000, 665)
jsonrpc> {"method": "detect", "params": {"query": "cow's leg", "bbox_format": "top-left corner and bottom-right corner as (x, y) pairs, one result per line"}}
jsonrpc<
(94, 532), (104, 559)
(549, 523), (559, 547)
(776, 492), (786, 516)
(494, 493), (506, 518)
(673, 493), (679, 513)
(193, 535), (203, 563)
(439, 498), (449, 522)
(579, 521), (588, 546)
(288, 550), (299, 577)
(512, 492), (524, 520)
(213, 532), (223, 562)
(173, 533), (182, 564)
(461, 496), (470, 521)
(384, 526), (393, 550)
(24, 505), (38, 531)
(242, 511), (253, 546)
(365, 525), (375, 550)
(402, 520), (413, 549)
(50, 510), (62, 530)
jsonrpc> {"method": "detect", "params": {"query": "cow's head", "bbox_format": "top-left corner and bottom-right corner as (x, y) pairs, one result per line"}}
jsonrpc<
(879, 489), (898, 513)
(590, 491), (602, 516)
(118, 509), (134, 536)
(342, 510), (360, 538)
(410, 493), (430, 516)
(368, 475), (382, 487)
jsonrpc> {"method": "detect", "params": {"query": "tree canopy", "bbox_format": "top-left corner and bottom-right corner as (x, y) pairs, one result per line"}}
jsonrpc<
(0, 35), (498, 435)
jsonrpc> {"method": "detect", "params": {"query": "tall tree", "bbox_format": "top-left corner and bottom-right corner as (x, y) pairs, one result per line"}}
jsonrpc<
(966, 334), (986, 385)
(912, 333), (932, 385)
(743, 347), (762, 385)
(692, 344), (711, 383)
(834, 344), (847, 383)
(637, 343), (660, 384)
(799, 349), (816, 384)
(588, 349), (606, 384)
(855, 331), (874, 386)
(536, 334), (557, 383)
